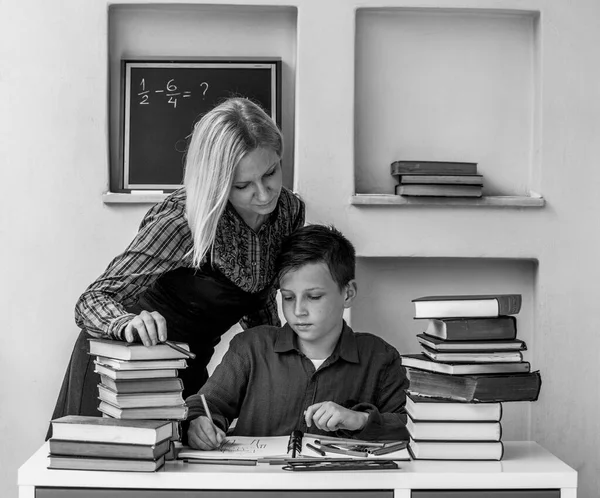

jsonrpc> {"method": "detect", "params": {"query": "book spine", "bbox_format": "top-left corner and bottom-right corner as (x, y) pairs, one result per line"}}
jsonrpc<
(390, 161), (478, 175)
(446, 317), (517, 341)
(496, 295), (522, 315)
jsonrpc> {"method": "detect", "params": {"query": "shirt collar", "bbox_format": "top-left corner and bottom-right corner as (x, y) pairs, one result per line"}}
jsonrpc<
(274, 321), (360, 364)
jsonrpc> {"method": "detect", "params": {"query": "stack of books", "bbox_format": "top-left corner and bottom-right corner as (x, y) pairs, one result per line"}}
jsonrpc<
(391, 160), (483, 198)
(47, 415), (174, 471)
(90, 339), (190, 421)
(401, 294), (542, 461)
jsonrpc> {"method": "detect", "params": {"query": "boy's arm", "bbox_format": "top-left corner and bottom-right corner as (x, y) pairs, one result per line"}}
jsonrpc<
(339, 352), (410, 441)
(183, 335), (250, 436)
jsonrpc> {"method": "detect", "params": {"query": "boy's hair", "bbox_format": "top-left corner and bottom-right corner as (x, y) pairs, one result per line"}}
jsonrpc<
(184, 97), (282, 268)
(276, 224), (356, 290)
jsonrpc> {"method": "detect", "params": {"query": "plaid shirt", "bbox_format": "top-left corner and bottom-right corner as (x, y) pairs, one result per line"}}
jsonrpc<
(75, 187), (305, 339)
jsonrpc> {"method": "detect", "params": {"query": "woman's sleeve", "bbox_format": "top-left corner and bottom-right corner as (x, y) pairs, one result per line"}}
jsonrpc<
(74, 196), (192, 339)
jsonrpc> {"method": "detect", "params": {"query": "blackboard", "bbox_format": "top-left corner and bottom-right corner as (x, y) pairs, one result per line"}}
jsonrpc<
(116, 59), (281, 192)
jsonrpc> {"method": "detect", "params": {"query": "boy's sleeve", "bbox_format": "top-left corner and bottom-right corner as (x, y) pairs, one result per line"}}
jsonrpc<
(183, 333), (250, 436)
(342, 351), (410, 441)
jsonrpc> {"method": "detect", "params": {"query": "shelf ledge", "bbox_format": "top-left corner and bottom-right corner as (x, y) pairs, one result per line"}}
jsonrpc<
(350, 194), (545, 208)
(103, 192), (168, 204)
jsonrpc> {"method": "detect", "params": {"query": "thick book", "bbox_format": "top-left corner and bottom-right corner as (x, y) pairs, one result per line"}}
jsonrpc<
(97, 384), (185, 408)
(408, 439), (504, 461)
(395, 184), (482, 198)
(390, 161), (478, 176)
(95, 356), (187, 371)
(421, 345), (523, 363)
(406, 393), (502, 422)
(89, 338), (191, 361)
(406, 369), (542, 403)
(421, 316), (518, 341)
(50, 416), (173, 445)
(99, 375), (184, 394)
(49, 438), (171, 460)
(397, 174), (483, 185)
(417, 334), (526, 352)
(98, 401), (188, 420)
(94, 361), (179, 380)
(48, 454), (166, 472)
(401, 354), (530, 375)
(407, 416), (501, 442)
(412, 294), (522, 319)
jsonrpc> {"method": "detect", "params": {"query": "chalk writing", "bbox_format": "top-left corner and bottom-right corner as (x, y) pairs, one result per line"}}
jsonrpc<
(137, 78), (209, 108)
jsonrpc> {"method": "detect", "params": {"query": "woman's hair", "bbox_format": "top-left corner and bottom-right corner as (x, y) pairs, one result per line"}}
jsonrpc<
(184, 97), (282, 268)
(275, 224), (356, 290)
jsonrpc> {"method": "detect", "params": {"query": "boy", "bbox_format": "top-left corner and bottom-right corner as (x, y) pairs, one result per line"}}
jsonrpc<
(185, 224), (409, 450)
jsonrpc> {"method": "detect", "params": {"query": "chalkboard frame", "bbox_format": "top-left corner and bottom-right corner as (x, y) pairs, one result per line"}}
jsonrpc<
(113, 58), (282, 193)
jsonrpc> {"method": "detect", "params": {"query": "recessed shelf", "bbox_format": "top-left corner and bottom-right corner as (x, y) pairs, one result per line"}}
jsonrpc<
(350, 194), (545, 208)
(103, 192), (168, 204)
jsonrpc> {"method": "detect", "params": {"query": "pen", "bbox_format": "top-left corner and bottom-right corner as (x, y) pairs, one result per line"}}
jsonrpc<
(306, 442), (326, 456)
(312, 436), (385, 448)
(165, 340), (196, 359)
(317, 443), (368, 458)
(200, 394), (213, 422)
(369, 441), (408, 456)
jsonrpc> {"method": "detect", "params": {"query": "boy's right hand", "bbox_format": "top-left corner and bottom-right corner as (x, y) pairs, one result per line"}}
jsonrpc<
(187, 416), (226, 450)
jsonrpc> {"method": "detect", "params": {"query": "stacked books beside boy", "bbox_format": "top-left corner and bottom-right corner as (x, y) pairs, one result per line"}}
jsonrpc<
(401, 294), (542, 461)
(47, 416), (174, 472)
(391, 161), (483, 198)
(90, 339), (191, 421)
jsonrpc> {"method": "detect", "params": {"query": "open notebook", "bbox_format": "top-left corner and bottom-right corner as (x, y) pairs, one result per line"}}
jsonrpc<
(177, 433), (410, 463)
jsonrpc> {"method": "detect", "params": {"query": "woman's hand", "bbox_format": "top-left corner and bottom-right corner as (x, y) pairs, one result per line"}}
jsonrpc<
(304, 401), (369, 432)
(187, 416), (225, 450)
(122, 310), (167, 346)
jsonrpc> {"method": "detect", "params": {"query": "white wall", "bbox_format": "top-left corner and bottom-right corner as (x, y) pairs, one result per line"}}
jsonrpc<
(2, 1), (600, 498)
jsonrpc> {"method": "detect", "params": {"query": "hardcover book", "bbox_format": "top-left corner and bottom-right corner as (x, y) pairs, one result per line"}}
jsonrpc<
(421, 316), (517, 341)
(48, 454), (166, 472)
(94, 362), (179, 380)
(417, 334), (526, 352)
(390, 161), (478, 176)
(49, 438), (171, 460)
(49, 416), (173, 445)
(401, 353), (530, 375)
(89, 339), (191, 361)
(97, 384), (185, 409)
(408, 439), (504, 461)
(412, 294), (522, 319)
(406, 393), (502, 422)
(406, 369), (542, 403)
(407, 416), (502, 442)
(420, 345), (523, 363)
(395, 184), (482, 198)
(397, 174), (483, 185)
(95, 356), (188, 371)
(98, 401), (188, 420)
(99, 375), (184, 394)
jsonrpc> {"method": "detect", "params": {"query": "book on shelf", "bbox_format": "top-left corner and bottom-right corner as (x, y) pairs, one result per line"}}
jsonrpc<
(407, 416), (501, 442)
(95, 356), (188, 371)
(97, 384), (185, 408)
(48, 454), (166, 472)
(94, 361), (179, 380)
(420, 345), (524, 363)
(98, 400), (188, 420)
(417, 334), (526, 352)
(420, 316), (518, 341)
(49, 416), (173, 445)
(49, 438), (171, 460)
(412, 294), (522, 319)
(406, 369), (542, 403)
(396, 174), (483, 185)
(390, 161), (478, 176)
(408, 439), (504, 461)
(401, 353), (530, 375)
(406, 393), (502, 422)
(88, 338), (191, 361)
(99, 375), (184, 394)
(395, 184), (483, 198)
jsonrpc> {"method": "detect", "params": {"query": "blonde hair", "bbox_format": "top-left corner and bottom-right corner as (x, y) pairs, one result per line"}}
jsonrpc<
(184, 98), (282, 268)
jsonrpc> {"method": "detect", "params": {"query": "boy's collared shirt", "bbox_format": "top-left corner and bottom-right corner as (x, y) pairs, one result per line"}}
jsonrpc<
(185, 321), (409, 441)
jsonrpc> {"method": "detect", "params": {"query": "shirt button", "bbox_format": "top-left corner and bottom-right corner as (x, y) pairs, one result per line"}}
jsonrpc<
(252, 262), (257, 267)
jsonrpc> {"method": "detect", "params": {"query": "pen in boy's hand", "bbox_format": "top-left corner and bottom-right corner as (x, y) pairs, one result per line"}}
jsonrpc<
(200, 394), (213, 423)
(165, 340), (196, 359)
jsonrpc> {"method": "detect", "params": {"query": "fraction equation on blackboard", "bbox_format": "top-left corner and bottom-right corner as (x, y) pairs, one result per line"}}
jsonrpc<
(137, 78), (210, 108)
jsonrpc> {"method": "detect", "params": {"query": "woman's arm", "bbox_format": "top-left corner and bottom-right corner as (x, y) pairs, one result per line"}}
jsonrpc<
(75, 193), (192, 340)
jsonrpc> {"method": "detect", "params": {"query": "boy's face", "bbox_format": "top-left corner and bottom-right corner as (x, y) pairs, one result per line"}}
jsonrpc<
(279, 262), (356, 350)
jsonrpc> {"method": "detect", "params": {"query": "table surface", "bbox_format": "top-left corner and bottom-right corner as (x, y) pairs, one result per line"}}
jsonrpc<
(18, 441), (577, 491)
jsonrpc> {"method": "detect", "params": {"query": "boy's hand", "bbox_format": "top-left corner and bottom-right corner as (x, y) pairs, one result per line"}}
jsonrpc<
(187, 416), (226, 450)
(304, 401), (369, 432)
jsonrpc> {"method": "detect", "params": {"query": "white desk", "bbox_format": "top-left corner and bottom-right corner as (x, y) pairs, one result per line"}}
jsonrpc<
(18, 441), (577, 498)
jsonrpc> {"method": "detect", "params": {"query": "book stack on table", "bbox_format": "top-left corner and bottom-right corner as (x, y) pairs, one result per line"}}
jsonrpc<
(391, 161), (483, 197)
(47, 416), (174, 472)
(401, 294), (542, 461)
(89, 339), (190, 422)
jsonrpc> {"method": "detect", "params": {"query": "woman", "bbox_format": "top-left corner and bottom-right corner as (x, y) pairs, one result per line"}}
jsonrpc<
(48, 98), (305, 434)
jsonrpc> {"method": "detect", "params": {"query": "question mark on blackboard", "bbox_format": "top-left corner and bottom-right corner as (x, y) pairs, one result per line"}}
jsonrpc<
(200, 82), (209, 99)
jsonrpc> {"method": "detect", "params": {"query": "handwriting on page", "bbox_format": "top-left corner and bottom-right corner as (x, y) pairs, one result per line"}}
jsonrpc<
(218, 438), (268, 454)
(137, 78), (210, 108)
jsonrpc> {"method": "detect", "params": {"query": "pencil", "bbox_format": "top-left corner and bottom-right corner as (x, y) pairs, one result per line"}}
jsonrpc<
(165, 340), (196, 359)
(200, 394), (213, 422)
(306, 442), (326, 456)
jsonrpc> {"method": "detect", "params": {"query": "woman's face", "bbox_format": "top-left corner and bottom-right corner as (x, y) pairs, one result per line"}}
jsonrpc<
(228, 147), (283, 228)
